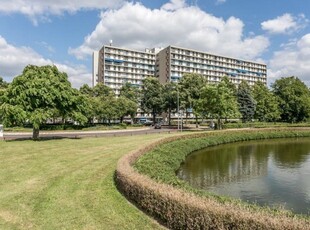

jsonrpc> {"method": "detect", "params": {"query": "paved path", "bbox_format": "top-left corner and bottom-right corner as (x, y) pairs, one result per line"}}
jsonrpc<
(3, 127), (177, 140)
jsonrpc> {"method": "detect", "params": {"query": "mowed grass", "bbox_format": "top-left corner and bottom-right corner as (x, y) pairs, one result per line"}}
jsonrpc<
(0, 134), (174, 229)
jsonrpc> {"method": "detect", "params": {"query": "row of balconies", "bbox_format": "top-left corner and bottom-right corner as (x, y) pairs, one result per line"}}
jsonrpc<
(104, 69), (154, 76)
(170, 66), (266, 78)
(170, 57), (266, 71)
(170, 48), (265, 69)
(104, 56), (155, 65)
(104, 49), (155, 60)
(171, 63), (265, 74)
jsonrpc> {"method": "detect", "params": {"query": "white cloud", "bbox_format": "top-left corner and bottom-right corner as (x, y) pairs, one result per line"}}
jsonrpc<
(161, 0), (187, 11)
(268, 33), (310, 86)
(0, 0), (124, 25)
(0, 36), (90, 88)
(70, 2), (269, 61)
(261, 13), (308, 34)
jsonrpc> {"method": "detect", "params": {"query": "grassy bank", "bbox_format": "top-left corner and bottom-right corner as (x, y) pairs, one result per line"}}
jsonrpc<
(120, 129), (310, 229)
(0, 134), (175, 229)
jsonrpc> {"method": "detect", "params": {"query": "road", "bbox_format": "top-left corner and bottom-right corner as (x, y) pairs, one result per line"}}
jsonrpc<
(2, 127), (177, 140)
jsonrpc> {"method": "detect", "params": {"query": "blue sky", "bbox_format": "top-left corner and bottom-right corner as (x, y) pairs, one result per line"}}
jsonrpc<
(0, 0), (309, 88)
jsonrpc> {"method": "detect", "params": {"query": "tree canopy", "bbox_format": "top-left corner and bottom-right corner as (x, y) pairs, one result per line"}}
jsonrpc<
(237, 80), (256, 123)
(198, 77), (239, 129)
(140, 77), (164, 124)
(272, 76), (310, 123)
(0, 65), (87, 139)
(253, 81), (280, 122)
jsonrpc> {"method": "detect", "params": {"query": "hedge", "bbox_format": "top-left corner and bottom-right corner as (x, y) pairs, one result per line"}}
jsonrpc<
(115, 128), (310, 229)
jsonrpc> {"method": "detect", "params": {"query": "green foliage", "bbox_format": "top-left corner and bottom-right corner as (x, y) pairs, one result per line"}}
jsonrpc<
(197, 77), (240, 129)
(119, 82), (140, 104)
(237, 80), (256, 123)
(162, 82), (178, 125)
(272, 76), (310, 123)
(141, 77), (164, 123)
(0, 76), (9, 89)
(178, 73), (206, 114)
(0, 65), (87, 138)
(253, 81), (280, 122)
(92, 83), (115, 98)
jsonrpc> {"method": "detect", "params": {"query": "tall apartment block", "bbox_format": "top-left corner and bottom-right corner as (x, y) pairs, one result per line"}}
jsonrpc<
(156, 46), (267, 85)
(93, 45), (156, 95)
(93, 45), (267, 94)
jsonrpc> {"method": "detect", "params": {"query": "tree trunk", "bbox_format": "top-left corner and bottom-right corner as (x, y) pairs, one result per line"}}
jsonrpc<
(217, 118), (221, 130)
(152, 110), (156, 125)
(195, 114), (199, 128)
(33, 128), (40, 140)
(168, 107), (171, 126)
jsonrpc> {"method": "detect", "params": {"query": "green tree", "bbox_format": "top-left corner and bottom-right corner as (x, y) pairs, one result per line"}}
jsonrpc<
(93, 83), (115, 98)
(253, 81), (280, 122)
(0, 65), (87, 139)
(162, 82), (178, 125)
(178, 73), (206, 125)
(237, 80), (256, 123)
(140, 77), (164, 124)
(115, 96), (138, 123)
(0, 77), (8, 112)
(79, 84), (93, 96)
(198, 78), (239, 129)
(0, 77), (8, 89)
(272, 76), (310, 122)
(119, 82), (140, 104)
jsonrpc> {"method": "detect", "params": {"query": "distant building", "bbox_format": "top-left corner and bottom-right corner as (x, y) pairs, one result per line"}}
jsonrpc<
(156, 45), (267, 85)
(94, 45), (157, 95)
(93, 44), (267, 94)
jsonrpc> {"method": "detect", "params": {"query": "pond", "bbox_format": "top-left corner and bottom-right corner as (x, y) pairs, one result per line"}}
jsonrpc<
(177, 137), (310, 215)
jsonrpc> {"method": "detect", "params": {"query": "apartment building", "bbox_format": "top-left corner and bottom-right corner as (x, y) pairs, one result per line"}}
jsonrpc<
(156, 46), (267, 85)
(93, 45), (156, 95)
(93, 45), (267, 94)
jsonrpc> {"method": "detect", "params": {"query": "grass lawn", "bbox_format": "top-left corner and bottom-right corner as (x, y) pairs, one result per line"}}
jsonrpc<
(0, 134), (175, 229)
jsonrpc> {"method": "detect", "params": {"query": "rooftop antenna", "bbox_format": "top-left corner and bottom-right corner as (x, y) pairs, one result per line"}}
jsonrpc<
(109, 39), (113, 46)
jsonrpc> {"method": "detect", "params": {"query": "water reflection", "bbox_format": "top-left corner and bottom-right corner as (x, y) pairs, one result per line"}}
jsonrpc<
(177, 138), (310, 215)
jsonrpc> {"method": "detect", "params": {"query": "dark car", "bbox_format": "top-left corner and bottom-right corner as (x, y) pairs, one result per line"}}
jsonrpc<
(154, 123), (161, 129)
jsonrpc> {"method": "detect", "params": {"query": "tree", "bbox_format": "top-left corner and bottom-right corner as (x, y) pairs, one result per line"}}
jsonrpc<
(0, 65), (87, 139)
(93, 83), (115, 98)
(114, 96), (138, 123)
(0, 77), (8, 89)
(252, 81), (280, 122)
(120, 82), (140, 104)
(140, 77), (164, 124)
(197, 78), (240, 129)
(162, 82), (178, 125)
(178, 73), (206, 125)
(272, 76), (310, 122)
(79, 84), (93, 96)
(237, 80), (256, 123)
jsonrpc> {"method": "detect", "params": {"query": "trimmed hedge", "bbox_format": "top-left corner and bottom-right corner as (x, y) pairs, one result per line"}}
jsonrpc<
(115, 129), (310, 229)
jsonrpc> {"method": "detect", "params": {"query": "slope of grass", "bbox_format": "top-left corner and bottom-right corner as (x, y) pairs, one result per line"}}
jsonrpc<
(0, 134), (175, 229)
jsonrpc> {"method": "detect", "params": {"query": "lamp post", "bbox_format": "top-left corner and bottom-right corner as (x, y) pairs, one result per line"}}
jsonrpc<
(177, 90), (180, 131)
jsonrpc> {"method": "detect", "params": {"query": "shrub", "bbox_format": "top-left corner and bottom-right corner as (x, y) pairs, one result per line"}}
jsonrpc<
(115, 128), (310, 229)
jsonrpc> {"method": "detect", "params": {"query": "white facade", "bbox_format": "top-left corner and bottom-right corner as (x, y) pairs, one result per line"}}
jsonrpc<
(96, 45), (156, 95)
(156, 46), (267, 86)
(92, 51), (99, 87)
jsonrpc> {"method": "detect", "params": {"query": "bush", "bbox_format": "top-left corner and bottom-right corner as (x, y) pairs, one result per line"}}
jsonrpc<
(116, 129), (310, 229)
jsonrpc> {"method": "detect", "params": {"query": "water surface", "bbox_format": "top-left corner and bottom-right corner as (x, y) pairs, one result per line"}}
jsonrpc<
(177, 138), (310, 215)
